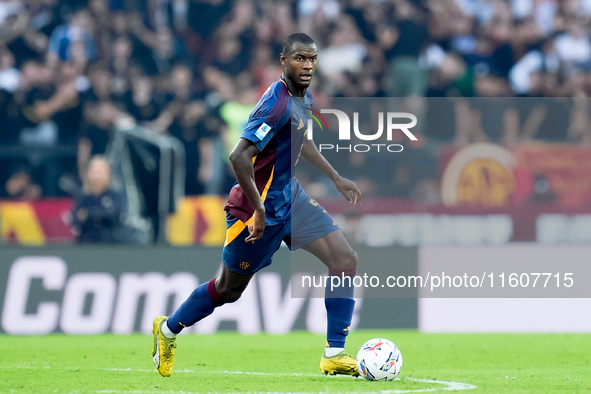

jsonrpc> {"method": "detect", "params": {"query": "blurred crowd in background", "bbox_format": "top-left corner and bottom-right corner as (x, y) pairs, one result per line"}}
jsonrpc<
(2, 0), (591, 204)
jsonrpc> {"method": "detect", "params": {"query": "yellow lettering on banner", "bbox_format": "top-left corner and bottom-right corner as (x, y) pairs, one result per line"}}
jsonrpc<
(0, 202), (45, 245)
(166, 196), (226, 246)
(166, 198), (197, 245)
(196, 196), (226, 246)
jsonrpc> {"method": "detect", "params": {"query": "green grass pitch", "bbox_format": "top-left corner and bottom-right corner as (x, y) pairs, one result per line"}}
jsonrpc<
(1, 330), (590, 393)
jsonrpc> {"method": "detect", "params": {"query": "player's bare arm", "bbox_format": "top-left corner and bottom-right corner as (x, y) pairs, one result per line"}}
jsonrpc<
(228, 138), (265, 242)
(301, 138), (362, 205)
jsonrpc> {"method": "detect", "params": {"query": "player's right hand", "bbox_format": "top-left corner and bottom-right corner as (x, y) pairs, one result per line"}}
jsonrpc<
(334, 176), (362, 206)
(245, 209), (265, 243)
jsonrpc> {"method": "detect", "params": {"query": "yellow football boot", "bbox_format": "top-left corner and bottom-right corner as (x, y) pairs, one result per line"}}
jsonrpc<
(152, 316), (177, 377)
(320, 350), (360, 377)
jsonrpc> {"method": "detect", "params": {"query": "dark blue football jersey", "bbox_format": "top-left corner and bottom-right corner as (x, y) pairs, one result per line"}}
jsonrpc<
(224, 77), (313, 226)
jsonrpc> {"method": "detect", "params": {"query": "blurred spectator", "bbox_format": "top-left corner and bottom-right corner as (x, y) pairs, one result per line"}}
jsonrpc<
(88, 0), (111, 58)
(4, 166), (42, 200)
(219, 86), (257, 156)
(488, 16), (516, 78)
(78, 62), (123, 178)
(11, 59), (84, 166)
(78, 100), (120, 180)
(317, 17), (367, 77)
(554, 17), (591, 77)
(0, 81), (18, 145)
(109, 36), (135, 95)
(259, 2), (296, 47)
(509, 37), (559, 96)
(0, 1), (49, 66)
(52, 61), (86, 144)
(0, 49), (20, 148)
(111, 10), (132, 38)
(17, 61), (59, 147)
(71, 155), (127, 243)
(213, 35), (249, 75)
(0, 48), (21, 92)
(129, 17), (188, 75)
(427, 53), (475, 97)
(143, 63), (198, 134)
(47, 9), (97, 67)
(3, 0), (591, 208)
(299, 0), (340, 20)
(383, 0), (429, 97)
(211, 0), (256, 76)
(84, 62), (112, 102)
(187, 0), (230, 42)
(124, 74), (161, 124)
(344, 0), (379, 44)
(511, 0), (557, 35)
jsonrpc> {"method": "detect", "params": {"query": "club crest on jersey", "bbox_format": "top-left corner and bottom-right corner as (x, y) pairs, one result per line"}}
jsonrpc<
(255, 123), (271, 140)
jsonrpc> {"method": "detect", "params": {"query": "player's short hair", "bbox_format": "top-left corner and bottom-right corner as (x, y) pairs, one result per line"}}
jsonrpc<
(282, 33), (316, 55)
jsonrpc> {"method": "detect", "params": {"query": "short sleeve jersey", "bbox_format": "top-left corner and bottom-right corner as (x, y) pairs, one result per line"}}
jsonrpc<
(224, 77), (313, 225)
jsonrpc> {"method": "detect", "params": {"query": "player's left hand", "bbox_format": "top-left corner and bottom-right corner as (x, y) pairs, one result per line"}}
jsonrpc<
(245, 208), (266, 243)
(334, 176), (362, 205)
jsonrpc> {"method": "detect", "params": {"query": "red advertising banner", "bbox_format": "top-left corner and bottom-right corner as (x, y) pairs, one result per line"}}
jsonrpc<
(0, 197), (228, 246)
(2, 197), (590, 245)
(440, 142), (591, 208)
(515, 144), (591, 206)
(3, 141), (591, 246)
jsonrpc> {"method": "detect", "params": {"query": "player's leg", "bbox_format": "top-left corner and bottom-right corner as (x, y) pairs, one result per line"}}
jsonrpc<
(153, 264), (253, 377)
(302, 229), (358, 277)
(167, 264), (253, 332)
(302, 230), (359, 376)
(152, 216), (284, 377)
(289, 181), (359, 376)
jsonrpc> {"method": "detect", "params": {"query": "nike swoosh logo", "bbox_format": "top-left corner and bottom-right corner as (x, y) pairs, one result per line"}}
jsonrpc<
(153, 333), (160, 367)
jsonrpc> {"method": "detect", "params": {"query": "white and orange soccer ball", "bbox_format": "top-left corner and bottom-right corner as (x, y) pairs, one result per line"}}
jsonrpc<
(356, 338), (403, 381)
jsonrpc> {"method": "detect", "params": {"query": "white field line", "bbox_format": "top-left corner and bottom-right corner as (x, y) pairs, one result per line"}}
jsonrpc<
(3, 366), (476, 393)
(101, 368), (351, 377)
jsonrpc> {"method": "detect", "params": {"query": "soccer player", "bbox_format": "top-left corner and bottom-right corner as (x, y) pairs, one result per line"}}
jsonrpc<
(152, 33), (362, 377)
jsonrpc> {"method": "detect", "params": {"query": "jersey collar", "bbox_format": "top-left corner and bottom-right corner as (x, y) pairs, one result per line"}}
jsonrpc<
(279, 76), (293, 97)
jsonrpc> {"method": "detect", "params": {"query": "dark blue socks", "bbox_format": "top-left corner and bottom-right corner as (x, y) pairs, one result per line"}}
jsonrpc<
(325, 272), (355, 348)
(166, 273), (355, 348)
(167, 278), (224, 334)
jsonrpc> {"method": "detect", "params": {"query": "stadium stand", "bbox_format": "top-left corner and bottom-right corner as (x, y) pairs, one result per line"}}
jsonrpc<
(2, 0), (591, 243)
